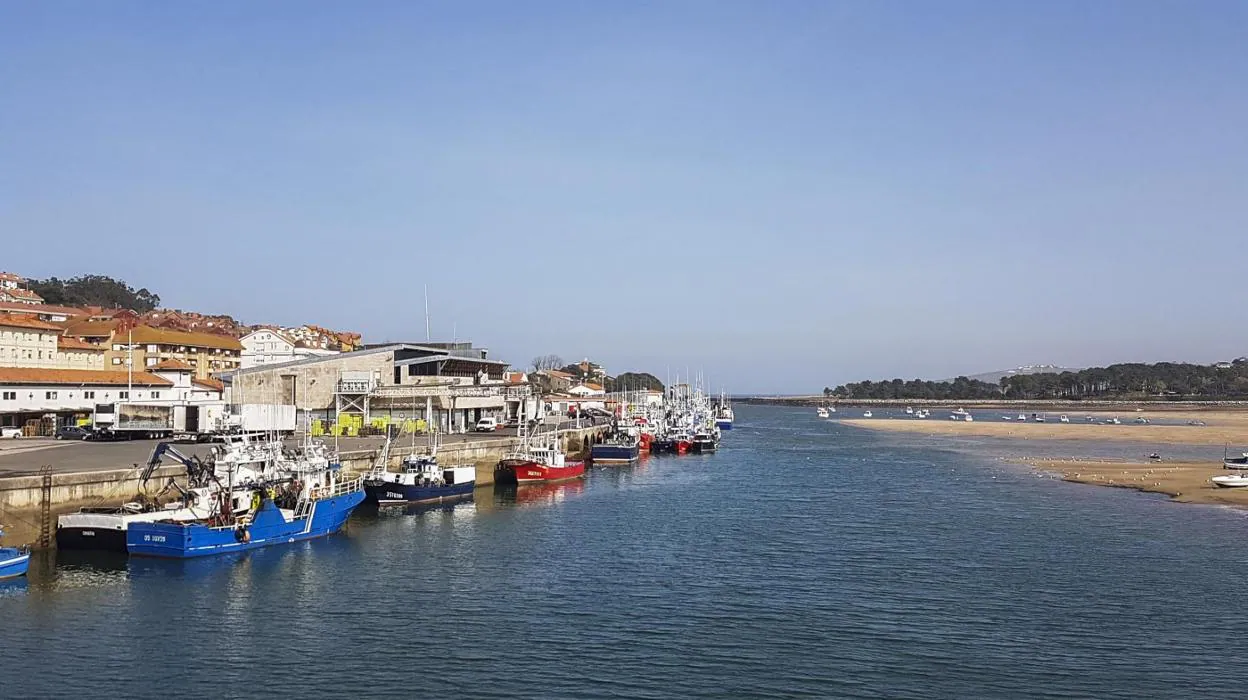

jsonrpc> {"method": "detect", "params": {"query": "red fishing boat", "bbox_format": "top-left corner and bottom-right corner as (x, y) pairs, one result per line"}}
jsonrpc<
(495, 432), (586, 484)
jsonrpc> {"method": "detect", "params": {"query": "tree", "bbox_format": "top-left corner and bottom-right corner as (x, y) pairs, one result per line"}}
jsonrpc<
(607, 372), (665, 393)
(530, 354), (563, 372)
(28, 275), (161, 312)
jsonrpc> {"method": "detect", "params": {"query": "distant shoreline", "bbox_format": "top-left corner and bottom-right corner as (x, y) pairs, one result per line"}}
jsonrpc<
(739, 397), (1248, 412)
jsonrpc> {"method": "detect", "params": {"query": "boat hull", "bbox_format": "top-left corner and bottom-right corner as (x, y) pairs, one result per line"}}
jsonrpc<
(495, 459), (586, 484)
(56, 525), (128, 552)
(590, 443), (640, 464)
(1225, 460), (1248, 471)
(691, 440), (717, 454)
(364, 480), (474, 506)
(0, 550), (30, 579)
(715, 420), (733, 430)
(126, 492), (365, 558)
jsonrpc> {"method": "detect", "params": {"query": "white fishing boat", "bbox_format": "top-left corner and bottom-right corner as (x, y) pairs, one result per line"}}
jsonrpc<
(950, 408), (972, 421)
(1002, 415), (1013, 421)
(1059, 415), (1070, 423)
(1017, 413), (1026, 421)
(862, 411), (873, 418)
(905, 407), (914, 415)
(1105, 417), (1121, 425)
(1213, 474), (1248, 488)
(817, 407), (830, 419)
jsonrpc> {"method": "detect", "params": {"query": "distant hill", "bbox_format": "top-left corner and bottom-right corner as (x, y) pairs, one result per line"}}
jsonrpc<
(948, 364), (1083, 385)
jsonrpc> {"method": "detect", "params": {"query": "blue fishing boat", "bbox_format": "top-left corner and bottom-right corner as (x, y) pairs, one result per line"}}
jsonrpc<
(590, 434), (641, 464)
(0, 527), (30, 580)
(364, 454), (475, 506)
(127, 444), (365, 558)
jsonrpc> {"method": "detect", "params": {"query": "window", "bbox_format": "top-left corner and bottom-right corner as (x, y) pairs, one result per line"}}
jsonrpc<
(150, 391), (161, 399)
(1, 392), (14, 401)
(84, 391), (95, 399)
(146, 358), (157, 367)
(45, 391), (58, 400)
(112, 357), (122, 365)
(147, 344), (157, 352)
(119, 391), (129, 400)
(112, 343), (124, 351)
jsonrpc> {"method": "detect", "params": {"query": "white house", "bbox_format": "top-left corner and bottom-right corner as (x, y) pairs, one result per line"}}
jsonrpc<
(240, 328), (340, 369)
(568, 382), (606, 397)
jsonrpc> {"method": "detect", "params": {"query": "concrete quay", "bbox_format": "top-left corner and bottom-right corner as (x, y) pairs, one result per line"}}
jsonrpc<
(0, 424), (608, 548)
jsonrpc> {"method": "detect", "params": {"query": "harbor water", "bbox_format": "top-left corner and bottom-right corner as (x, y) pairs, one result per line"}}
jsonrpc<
(4, 404), (1248, 698)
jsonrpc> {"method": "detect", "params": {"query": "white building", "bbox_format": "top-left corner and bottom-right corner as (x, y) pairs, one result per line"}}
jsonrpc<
(240, 328), (340, 369)
(0, 367), (174, 430)
(568, 382), (606, 397)
(0, 315), (105, 370)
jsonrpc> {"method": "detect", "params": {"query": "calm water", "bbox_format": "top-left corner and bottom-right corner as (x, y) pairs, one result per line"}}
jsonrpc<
(3, 404), (1247, 698)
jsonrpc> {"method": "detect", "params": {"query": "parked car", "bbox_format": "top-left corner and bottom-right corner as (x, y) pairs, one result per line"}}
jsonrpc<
(474, 417), (500, 432)
(0, 426), (22, 439)
(55, 425), (92, 441)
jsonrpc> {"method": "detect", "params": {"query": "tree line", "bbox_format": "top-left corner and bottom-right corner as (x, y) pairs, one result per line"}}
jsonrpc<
(827, 360), (1248, 401)
(29, 274), (161, 312)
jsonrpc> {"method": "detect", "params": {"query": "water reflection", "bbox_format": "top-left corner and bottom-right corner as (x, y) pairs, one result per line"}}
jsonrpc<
(494, 479), (586, 507)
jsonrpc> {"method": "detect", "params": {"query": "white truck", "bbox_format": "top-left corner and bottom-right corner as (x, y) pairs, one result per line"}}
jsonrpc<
(93, 402), (296, 440)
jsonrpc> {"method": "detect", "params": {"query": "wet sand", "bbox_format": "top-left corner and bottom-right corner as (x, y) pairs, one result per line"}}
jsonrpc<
(841, 415), (1248, 447)
(1023, 458), (1248, 508)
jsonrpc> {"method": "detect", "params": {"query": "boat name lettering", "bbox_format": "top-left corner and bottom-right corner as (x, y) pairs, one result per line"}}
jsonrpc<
(143, 534), (168, 543)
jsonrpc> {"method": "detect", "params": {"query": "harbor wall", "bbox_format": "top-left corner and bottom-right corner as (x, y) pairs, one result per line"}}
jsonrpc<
(0, 425), (607, 548)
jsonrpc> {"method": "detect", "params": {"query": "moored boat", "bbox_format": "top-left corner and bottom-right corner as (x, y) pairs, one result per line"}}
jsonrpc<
(0, 527), (30, 580)
(127, 446), (365, 558)
(590, 434), (641, 465)
(691, 429), (717, 454)
(496, 431), (586, 484)
(364, 454), (475, 506)
(57, 439), (269, 552)
(1224, 452), (1248, 470)
(1213, 474), (1248, 488)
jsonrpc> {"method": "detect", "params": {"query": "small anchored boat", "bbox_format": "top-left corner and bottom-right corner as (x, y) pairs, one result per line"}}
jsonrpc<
(364, 436), (475, 506)
(1213, 474), (1248, 488)
(0, 527), (30, 580)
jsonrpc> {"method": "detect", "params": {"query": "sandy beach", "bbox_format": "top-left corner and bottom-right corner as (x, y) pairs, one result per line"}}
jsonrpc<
(841, 412), (1248, 447)
(1023, 458), (1248, 508)
(843, 409), (1248, 508)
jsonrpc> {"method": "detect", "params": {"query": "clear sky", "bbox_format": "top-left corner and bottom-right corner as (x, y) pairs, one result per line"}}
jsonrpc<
(3, 1), (1246, 393)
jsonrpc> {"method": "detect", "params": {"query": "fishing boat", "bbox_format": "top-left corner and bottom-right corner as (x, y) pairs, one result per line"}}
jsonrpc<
(1002, 415), (1013, 421)
(905, 406), (914, 415)
(1105, 417), (1122, 425)
(496, 430), (586, 484)
(126, 445), (365, 558)
(363, 437), (475, 506)
(0, 527), (30, 580)
(57, 439), (270, 552)
(691, 429), (717, 454)
(715, 394), (735, 430)
(1059, 415), (1070, 423)
(1034, 413), (1046, 423)
(817, 407), (829, 419)
(1212, 474), (1248, 488)
(590, 432), (641, 464)
(670, 431), (694, 455)
(863, 411), (873, 418)
(950, 408), (972, 422)
(1018, 413), (1027, 421)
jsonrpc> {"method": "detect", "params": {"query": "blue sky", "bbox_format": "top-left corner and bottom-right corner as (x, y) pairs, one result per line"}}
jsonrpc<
(3, 1), (1246, 393)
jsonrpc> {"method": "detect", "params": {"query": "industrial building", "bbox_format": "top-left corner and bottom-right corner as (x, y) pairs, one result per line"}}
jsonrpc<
(226, 342), (537, 433)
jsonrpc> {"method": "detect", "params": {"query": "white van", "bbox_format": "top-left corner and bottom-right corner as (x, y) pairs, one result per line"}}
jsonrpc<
(475, 417), (499, 432)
